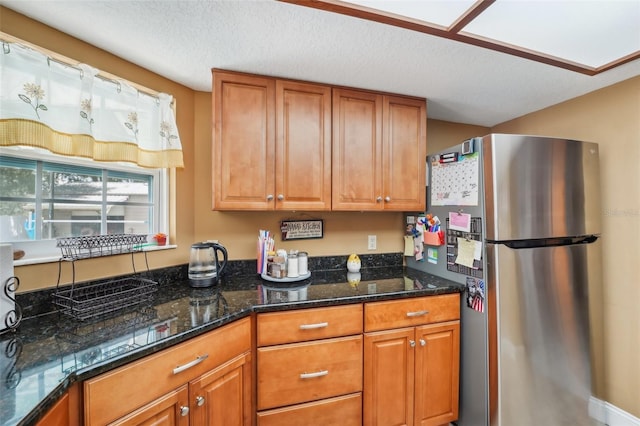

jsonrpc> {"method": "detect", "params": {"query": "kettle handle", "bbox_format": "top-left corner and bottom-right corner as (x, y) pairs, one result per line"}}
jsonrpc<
(213, 244), (228, 274)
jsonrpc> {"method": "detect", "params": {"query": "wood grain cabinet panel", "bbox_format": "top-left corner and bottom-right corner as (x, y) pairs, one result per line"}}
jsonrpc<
(213, 71), (275, 210)
(257, 335), (363, 410)
(364, 294), (461, 426)
(84, 318), (251, 426)
(364, 293), (460, 332)
(257, 304), (363, 346)
(257, 393), (362, 426)
(256, 305), (364, 423)
(275, 80), (332, 210)
(213, 70), (331, 210)
(333, 88), (426, 211)
(332, 88), (383, 211)
(109, 385), (189, 426)
(382, 95), (427, 211)
(36, 384), (81, 426)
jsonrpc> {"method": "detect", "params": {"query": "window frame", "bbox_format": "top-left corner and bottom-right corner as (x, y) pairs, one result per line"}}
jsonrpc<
(0, 146), (169, 265)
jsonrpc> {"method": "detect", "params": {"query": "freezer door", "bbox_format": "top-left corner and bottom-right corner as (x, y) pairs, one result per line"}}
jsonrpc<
(487, 239), (604, 426)
(483, 134), (601, 241)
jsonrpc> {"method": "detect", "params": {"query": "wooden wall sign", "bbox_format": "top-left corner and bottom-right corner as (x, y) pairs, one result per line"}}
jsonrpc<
(280, 220), (324, 241)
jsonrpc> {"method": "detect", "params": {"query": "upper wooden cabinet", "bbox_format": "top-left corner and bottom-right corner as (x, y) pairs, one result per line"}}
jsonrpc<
(213, 70), (426, 211)
(332, 88), (383, 211)
(383, 95), (427, 211)
(213, 71), (275, 210)
(213, 70), (332, 210)
(332, 88), (426, 211)
(276, 80), (332, 210)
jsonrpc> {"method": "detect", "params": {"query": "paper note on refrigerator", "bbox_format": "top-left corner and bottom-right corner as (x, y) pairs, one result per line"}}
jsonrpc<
(404, 235), (414, 256)
(455, 237), (477, 267)
(449, 211), (471, 232)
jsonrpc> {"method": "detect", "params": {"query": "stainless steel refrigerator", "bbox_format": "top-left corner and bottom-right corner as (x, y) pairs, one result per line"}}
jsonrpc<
(407, 134), (604, 426)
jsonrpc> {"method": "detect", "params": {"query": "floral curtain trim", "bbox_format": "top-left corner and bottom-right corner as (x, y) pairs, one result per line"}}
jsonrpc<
(0, 42), (184, 168)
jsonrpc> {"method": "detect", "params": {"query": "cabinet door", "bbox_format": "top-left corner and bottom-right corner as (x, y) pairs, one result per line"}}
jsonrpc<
(332, 88), (383, 210)
(189, 352), (252, 426)
(363, 327), (415, 426)
(414, 321), (460, 426)
(36, 393), (69, 426)
(36, 383), (80, 426)
(213, 70), (275, 210)
(109, 385), (189, 426)
(382, 95), (426, 211)
(276, 80), (332, 210)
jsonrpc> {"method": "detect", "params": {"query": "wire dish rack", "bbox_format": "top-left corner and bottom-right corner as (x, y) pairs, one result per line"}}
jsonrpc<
(53, 234), (159, 321)
(56, 234), (148, 260)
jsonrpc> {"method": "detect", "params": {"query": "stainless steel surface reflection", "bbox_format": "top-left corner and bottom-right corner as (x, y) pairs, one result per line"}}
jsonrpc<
(487, 239), (602, 426)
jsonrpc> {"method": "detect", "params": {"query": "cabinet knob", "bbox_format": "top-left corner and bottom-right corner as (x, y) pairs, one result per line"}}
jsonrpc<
(196, 396), (205, 407)
(266, 194), (274, 201)
(384, 196), (391, 202)
(376, 196), (382, 202)
(409, 340), (416, 348)
(180, 406), (190, 417)
(420, 339), (426, 347)
(277, 194), (284, 201)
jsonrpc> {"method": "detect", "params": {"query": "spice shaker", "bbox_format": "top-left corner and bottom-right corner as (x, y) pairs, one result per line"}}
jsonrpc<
(287, 251), (299, 278)
(298, 251), (308, 275)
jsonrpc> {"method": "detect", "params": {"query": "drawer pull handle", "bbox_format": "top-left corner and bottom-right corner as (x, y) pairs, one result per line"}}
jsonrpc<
(173, 354), (209, 375)
(406, 310), (429, 317)
(299, 322), (328, 330)
(300, 370), (329, 379)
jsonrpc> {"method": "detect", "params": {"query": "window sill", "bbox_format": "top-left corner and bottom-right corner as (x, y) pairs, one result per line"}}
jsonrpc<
(13, 245), (176, 267)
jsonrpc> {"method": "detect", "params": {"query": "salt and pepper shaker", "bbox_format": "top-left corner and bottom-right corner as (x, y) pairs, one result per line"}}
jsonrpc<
(298, 252), (308, 275)
(287, 251), (299, 278)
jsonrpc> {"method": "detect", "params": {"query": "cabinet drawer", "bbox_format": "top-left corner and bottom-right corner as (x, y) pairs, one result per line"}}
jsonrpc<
(84, 317), (251, 426)
(257, 335), (363, 409)
(257, 392), (362, 426)
(364, 293), (460, 332)
(257, 304), (363, 346)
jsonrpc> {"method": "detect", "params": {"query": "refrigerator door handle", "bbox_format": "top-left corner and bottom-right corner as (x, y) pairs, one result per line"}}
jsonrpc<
(498, 235), (599, 249)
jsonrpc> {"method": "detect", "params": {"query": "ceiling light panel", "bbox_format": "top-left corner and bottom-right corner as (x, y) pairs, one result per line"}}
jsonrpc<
(344, 0), (478, 27)
(462, 0), (640, 68)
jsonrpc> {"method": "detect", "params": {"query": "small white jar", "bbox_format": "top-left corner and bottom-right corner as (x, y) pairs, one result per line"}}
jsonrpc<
(298, 252), (308, 275)
(287, 252), (299, 278)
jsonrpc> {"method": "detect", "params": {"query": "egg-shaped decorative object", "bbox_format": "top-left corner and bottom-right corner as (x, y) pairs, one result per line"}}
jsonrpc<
(347, 253), (361, 272)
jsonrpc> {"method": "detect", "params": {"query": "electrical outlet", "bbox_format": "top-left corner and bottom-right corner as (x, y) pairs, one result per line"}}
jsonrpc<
(368, 235), (377, 250)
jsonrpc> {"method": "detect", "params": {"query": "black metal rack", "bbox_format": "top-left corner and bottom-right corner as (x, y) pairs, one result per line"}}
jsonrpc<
(53, 234), (159, 321)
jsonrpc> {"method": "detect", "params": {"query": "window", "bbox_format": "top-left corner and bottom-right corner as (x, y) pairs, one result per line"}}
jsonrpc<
(0, 148), (167, 263)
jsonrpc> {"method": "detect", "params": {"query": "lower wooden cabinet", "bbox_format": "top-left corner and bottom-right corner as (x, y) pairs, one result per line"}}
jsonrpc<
(75, 295), (460, 426)
(109, 385), (189, 426)
(35, 383), (80, 426)
(256, 305), (364, 425)
(364, 294), (461, 426)
(189, 352), (252, 426)
(257, 392), (362, 426)
(84, 318), (252, 426)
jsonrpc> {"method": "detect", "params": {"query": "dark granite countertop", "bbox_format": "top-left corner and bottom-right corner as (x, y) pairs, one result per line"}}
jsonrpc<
(1, 262), (463, 426)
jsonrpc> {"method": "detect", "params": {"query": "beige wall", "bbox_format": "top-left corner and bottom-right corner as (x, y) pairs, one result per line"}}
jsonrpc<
(492, 76), (640, 417)
(3, 6), (637, 418)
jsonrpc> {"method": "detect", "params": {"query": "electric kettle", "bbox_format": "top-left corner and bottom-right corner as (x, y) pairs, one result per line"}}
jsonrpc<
(188, 241), (228, 288)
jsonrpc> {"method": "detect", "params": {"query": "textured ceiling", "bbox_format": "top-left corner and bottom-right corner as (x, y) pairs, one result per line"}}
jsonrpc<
(2, 0), (640, 127)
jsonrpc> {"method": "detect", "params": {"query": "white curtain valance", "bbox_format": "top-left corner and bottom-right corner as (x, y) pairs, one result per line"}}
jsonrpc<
(0, 42), (184, 168)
